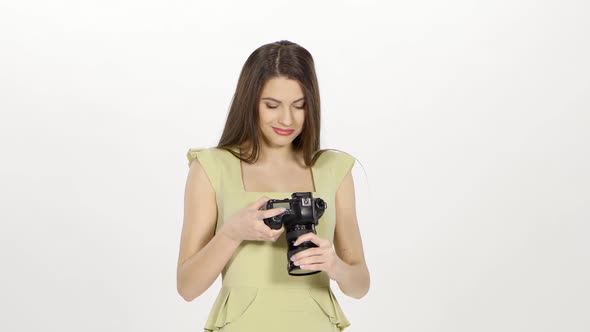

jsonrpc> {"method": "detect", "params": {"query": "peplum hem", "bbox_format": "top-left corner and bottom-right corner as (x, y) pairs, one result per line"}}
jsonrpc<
(309, 287), (351, 331)
(203, 286), (258, 331)
(202, 286), (351, 332)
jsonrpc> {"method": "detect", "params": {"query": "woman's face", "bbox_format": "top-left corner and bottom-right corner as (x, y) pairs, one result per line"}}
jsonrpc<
(258, 76), (306, 148)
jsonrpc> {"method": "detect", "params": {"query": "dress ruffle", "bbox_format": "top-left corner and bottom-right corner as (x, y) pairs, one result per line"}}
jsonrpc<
(203, 286), (350, 331)
(186, 148), (205, 166)
(204, 286), (258, 331)
(309, 287), (351, 330)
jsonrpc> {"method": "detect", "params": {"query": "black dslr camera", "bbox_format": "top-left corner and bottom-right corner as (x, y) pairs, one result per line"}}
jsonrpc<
(263, 192), (327, 276)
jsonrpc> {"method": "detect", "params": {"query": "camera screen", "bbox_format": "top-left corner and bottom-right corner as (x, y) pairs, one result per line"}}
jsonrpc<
(274, 202), (290, 209)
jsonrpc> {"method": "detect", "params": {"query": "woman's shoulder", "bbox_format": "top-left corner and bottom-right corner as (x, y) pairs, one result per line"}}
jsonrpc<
(186, 146), (235, 165)
(186, 147), (211, 166)
(315, 148), (356, 166)
(314, 148), (357, 188)
(186, 147), (234, 192)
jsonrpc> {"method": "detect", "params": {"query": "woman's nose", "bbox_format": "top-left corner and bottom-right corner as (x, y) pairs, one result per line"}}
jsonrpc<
(278, 108), (293, 126)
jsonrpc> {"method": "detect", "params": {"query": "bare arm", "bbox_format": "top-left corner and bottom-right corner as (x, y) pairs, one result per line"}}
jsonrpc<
(176, 158), (241, 302)
(332, 170), (371, 299)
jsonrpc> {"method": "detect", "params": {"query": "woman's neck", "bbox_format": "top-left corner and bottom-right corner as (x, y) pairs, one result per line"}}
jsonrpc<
(239, 141), (302, 167)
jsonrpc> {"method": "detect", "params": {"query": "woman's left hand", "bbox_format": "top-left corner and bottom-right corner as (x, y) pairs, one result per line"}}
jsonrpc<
(290, 232), (342, 280)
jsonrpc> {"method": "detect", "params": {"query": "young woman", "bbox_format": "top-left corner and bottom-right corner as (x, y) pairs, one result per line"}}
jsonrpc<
(177, 40), (369, 332)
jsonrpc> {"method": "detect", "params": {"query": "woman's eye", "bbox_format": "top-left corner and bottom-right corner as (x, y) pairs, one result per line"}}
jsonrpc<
(265, 103), (305, 109)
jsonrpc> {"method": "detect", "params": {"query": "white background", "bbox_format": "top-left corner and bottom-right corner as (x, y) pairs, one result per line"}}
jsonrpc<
(1, 0), (589, 331)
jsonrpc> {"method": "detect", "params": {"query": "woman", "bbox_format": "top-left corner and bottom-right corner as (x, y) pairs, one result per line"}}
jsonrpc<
(177, 40), (369, 332)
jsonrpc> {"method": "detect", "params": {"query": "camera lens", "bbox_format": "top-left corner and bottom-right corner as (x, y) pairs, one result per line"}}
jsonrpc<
(286, 224), (320, 276)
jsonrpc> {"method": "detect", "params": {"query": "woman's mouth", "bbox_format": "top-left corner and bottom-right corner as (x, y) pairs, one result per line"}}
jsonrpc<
(272, 127), (295, 136)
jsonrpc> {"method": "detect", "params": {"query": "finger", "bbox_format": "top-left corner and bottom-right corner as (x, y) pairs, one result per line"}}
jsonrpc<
(291, 247), (322, 262)
(266, 229), (277, 240)
(258, 226), (280, 241)
(261, 207), (287, 219)
(293, 232), (322, 247)
(249, 196), (270, 210)
(300, 263), (324, 271)
(255, 224), (274, 238)
(271, 224), (285, 234)
(270, 230), (284, 239)
(274, 229), (284, 241)
(271, 223), (286, 237)
(297, 255), (324, 266)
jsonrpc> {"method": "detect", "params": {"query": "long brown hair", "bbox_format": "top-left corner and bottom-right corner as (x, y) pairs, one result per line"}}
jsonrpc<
(216, 40), (328, 166)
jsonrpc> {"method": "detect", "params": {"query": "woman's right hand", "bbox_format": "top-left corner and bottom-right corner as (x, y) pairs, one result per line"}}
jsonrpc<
(220, 196), (286, 244)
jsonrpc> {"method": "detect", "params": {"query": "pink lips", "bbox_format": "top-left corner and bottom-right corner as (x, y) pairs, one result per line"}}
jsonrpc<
(272, 127), (295, 136)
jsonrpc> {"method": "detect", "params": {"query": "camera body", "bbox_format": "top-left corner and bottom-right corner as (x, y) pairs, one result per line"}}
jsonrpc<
(263, 192), (327, 276)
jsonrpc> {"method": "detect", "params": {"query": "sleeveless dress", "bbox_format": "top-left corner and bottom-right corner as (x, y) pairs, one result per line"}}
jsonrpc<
(186, 146), (356, 332)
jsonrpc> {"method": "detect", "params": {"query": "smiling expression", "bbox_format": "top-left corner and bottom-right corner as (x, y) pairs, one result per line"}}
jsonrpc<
(258, 76), (306, 148)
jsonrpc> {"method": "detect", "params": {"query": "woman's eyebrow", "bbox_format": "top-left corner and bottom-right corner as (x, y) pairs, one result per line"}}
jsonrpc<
(261, 97), (305, 103)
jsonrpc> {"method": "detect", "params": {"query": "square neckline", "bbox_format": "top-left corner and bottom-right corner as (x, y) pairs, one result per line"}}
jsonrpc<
(234, 146), (318, 194)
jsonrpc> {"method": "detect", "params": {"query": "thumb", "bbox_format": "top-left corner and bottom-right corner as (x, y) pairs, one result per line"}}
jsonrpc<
(250, 195), (270, 210)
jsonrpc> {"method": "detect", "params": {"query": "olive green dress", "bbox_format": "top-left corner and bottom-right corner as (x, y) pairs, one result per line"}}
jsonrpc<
(186, 146), (356, 332)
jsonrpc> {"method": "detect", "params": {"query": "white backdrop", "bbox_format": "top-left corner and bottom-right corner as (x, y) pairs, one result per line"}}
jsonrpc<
(1, 1), (589, 331)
